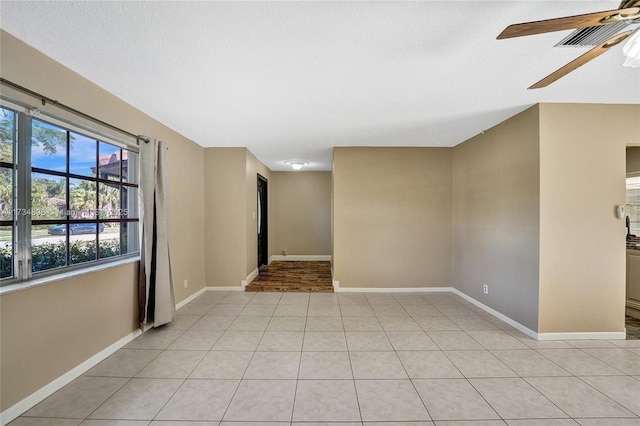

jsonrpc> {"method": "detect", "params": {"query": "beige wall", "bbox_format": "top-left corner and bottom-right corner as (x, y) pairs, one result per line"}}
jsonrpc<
(204, 148), (248, 286)
(452, 106), (541, 331)
(1, 263), (138, 411)
(330, 104), (637, 334)
(203, 148), (272, 285)
(170, 133), (206, 302)
(271, 172), (332, 256)
(333, 147), (452, 288)
(452, 103), (639, 334)
(538, 103), (640, 333)
(0, 30), (206, 409)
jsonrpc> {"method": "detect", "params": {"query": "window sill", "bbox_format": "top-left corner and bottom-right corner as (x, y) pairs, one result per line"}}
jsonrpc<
(0, 256), (140, 296)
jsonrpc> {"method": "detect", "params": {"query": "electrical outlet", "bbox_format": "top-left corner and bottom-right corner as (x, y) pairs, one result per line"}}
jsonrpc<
(283, 249), (287, 256)
(483, 284), (489, 294)
(184, 279), (188, 288)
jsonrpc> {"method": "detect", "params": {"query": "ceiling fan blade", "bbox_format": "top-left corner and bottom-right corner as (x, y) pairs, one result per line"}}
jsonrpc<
(497, 7), (639, 39)
(528, 31), (632, 89)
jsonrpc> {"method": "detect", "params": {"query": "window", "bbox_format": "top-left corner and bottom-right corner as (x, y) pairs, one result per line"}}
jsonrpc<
(0, 108), (15, 279)
(0, 105), (140, 284)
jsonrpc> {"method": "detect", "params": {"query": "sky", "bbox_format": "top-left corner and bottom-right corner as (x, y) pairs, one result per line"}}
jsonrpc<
(31, 119), (122, 176)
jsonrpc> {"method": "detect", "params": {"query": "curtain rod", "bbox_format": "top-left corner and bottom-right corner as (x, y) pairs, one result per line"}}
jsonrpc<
(0, 78), (149, 144)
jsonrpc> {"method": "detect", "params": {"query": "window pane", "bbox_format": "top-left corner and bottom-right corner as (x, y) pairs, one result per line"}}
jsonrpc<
(70, 231), (97, 265)
(100, 223), (120, 259)
(31, 173), (66, 220)
(98, 142), (121, 181)
(32, 119), (67, 172)
(0, 107), (15, 163)
(99, 182), (121, 219)
(69, 178), (97, 219)
(69, 132), (97, 177)
(122, 186), (138, 219)
(122, 221), (139, 254)
(0, 167), (13, 221)
(0, 225), (12, 279)
(32, 225), (66, 272)
(123, 150), (137, 183)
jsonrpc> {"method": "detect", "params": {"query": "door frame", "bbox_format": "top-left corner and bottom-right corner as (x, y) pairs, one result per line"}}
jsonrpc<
(257, 174), (268, 268)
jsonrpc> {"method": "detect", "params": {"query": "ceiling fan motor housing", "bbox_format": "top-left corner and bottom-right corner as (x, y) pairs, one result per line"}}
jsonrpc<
(555, 20), (638, 47)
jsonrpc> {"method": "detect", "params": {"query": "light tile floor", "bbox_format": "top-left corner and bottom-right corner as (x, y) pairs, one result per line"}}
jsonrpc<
(11, 291), (640, 426)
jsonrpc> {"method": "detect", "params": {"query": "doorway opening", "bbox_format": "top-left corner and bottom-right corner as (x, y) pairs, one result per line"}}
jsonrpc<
(257, 174), (268, 268)
(625, 147), (640, 339)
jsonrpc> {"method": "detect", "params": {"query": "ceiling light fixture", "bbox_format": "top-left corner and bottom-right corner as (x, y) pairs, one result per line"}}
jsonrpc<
(622, 30), (640, 67)
(284, 160), (309, 170)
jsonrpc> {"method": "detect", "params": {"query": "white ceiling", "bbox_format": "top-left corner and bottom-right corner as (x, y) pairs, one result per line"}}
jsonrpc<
(1, 1), (639, 171)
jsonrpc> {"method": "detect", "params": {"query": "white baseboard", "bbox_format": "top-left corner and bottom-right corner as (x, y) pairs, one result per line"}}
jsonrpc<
(333, 285), (624, 341)
(334, 286), (534, 337)
(452, 289), (626, 340)
(175, 287), (206, 310)
(335, 286), (453, 293)
(536, 331), (626, 340)
(451, 288), (538, 340)
(269, 255), (332, 262)
(0, 328), (142, 426)
(205, 286), (244, 291)
(2, 282), (624, 425)
(241, 268), (259, 288)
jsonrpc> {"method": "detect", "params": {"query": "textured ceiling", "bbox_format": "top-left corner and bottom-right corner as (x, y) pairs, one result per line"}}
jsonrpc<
(1, 1), (639, 171)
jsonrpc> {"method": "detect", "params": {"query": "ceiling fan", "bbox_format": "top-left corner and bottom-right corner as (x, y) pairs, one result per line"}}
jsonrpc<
(497, 0), (640, 89)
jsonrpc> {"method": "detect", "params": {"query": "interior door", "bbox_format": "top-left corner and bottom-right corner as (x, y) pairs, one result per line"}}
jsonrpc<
(257, 174), (268, 267)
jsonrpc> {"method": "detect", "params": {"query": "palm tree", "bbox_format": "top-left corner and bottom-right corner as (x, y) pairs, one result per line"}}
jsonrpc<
(70, 181), (96, 218)
(0, 168), (12, 220)
(1, 108), (15, 165)
(98, 183), (120, 219)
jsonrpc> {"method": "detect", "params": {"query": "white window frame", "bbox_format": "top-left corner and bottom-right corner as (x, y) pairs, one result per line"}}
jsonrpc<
(0, 100), (141, 286)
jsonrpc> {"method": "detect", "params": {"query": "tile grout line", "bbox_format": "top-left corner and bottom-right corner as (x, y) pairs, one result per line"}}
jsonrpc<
(154, 295), (236, 423)
(383, 293), (434, 422)
(216, 291), (260, 423)
(566, 374), (640, 417)
(340, 296), (365, 424)
(19, 290), (640, 424)
(288, 297), (310, 423)
(83, 326), (189, 423)
(579, 345), (640, 375)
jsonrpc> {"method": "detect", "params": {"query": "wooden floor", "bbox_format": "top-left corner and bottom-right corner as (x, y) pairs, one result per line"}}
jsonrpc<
(627, 315), (640, 340)
(246, 261), (333, 292)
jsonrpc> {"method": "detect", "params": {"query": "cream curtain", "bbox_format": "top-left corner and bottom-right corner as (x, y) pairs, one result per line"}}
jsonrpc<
(138, 138), (174, 328)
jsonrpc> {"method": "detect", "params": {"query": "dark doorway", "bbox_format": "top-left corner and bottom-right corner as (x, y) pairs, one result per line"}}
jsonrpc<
(257, 174), (268, 268)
